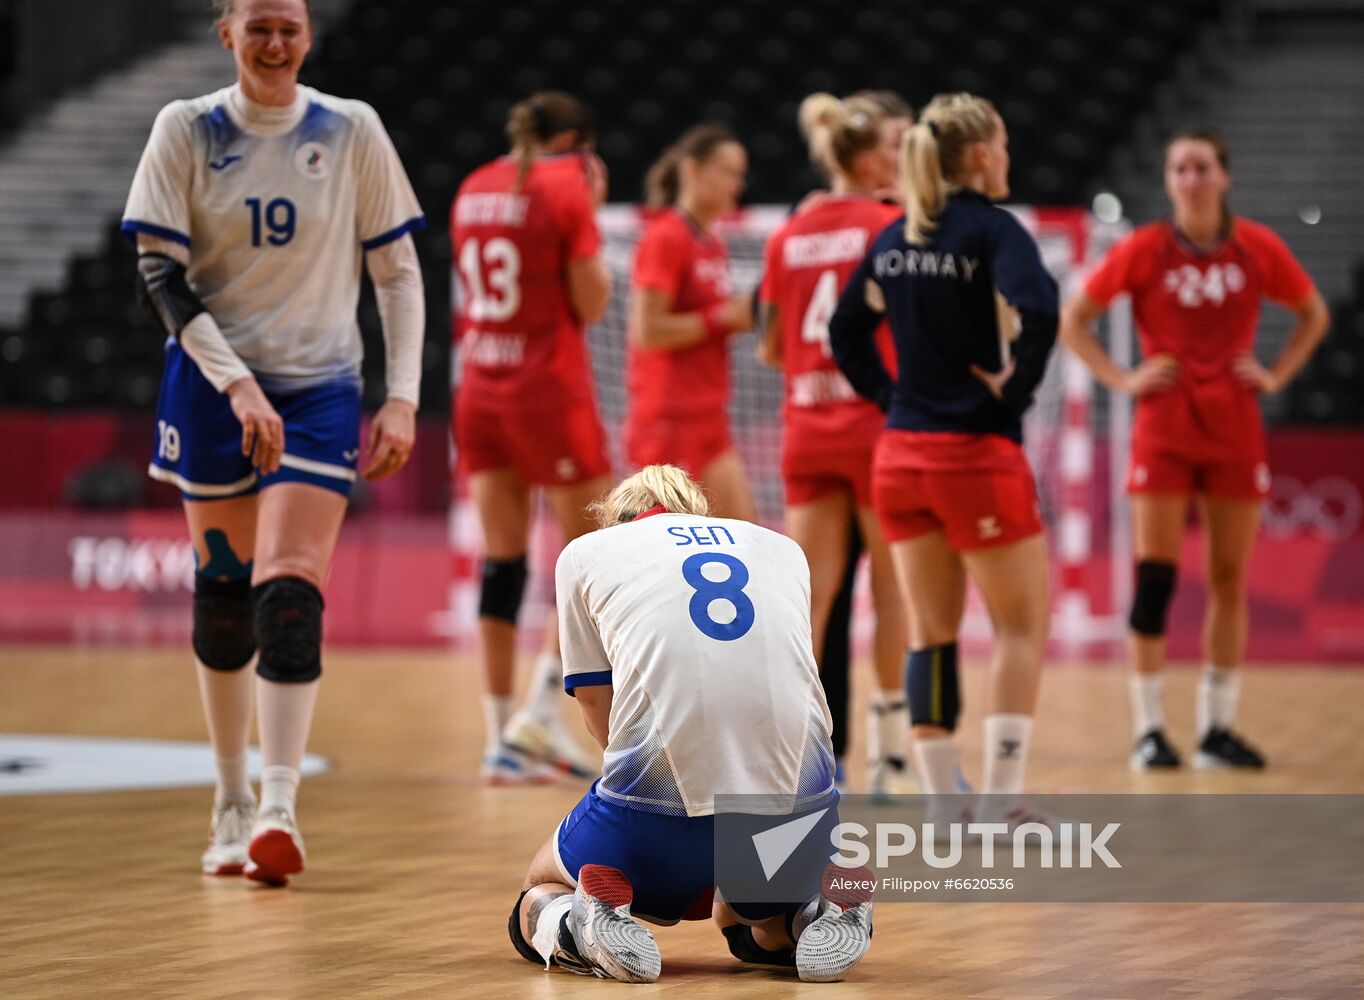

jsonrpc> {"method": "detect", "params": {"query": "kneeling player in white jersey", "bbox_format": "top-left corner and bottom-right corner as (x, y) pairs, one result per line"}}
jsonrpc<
(122, 0), (424, 885)
(506, 466), (875, 983)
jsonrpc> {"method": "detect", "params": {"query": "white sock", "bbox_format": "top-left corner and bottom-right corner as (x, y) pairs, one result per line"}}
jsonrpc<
(259, 764), (300, 816)
(529, 892), (575, 968)
(484, 694), (514, 757)
(257, 678), (318, 773)
(195, 659), (255, 802)
(1197, 665), (1241, 737)
(214, 752), (253, 807)
(1129, 672), (1165, 738)
(982, 714), (1033, 797)
(522, 652), (564, 723)
(872, 689), (908, 764)
(912, 737), (961, 794)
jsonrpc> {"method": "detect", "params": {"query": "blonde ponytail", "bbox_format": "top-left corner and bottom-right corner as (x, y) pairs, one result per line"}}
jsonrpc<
(799, 92), (888, 181)
(589, 465), (710, 527)
(901, 93), (998, 244)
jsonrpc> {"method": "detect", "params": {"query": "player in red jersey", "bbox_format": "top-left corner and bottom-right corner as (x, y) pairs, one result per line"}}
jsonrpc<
(451, 92), (613, 784)
(1061, 127), (1328, 770)
(626, 125), (757, 519)
(759, 92), (910, 795)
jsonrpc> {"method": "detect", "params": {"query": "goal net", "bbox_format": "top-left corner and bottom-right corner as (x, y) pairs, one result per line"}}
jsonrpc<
(446, 205), (1132, 648)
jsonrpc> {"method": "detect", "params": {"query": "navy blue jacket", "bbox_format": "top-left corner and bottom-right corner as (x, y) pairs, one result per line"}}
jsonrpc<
(828, 190), (1059, 443)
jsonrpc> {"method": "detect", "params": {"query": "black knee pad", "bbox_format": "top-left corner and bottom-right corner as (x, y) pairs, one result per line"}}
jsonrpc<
(479, 556), (528, 625)
(1129, 560), (1177, 637)
(253, 576), (324, 683)
(193, 575), (256, 671)
(905, 642), (961, 732)
(508, 891), (543, 965)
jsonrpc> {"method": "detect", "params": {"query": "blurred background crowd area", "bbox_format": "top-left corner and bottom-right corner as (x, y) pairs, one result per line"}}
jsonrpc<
(1, 1), (1361, 478)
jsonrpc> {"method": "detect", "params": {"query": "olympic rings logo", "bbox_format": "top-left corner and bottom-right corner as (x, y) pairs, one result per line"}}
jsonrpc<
(1262, 475), (1363, 540)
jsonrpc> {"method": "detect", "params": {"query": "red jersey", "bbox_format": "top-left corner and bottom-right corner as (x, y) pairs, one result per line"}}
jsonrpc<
(451, 154), (602, 409)
(1084, 217), (1314, 460)
(627, 209), (733, 420)
(761, 196), (900, 452)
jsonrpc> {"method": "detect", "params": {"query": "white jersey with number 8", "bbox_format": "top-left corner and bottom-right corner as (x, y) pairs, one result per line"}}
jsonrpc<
(556, 512), (836, 818)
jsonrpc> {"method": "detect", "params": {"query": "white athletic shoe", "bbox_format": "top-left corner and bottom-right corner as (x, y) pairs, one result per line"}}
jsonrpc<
(502, 712), (599, 779)
(201, 799), (254, 876)
(480, 743), (559, 786)
(795, 865), (875, 983)
(567, 864), (662, 984)
(868, 755), (918, 798)
(244, 807), (306, 886)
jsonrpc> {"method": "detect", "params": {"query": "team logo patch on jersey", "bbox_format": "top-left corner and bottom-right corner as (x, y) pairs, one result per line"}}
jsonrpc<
(977, 516), (1002, 540)
(294, 141), (332, 180)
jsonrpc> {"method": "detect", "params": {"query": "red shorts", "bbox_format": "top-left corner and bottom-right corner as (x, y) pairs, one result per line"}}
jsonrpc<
(872, 430), (1043, 550)
(1127, 442), (1270, 499)
(783, 443), (875, 508)
(625, 412), (732, 476)
(455, 396), (610, 486)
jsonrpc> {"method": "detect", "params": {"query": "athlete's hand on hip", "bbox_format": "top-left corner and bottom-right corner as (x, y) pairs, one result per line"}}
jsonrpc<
(1232, 354), (1280, 394)
(970, 356), (1017, 400)
(362, 398), (416, 481)
(1122, 354), (1179, 396)
(225, 377), (285, 474)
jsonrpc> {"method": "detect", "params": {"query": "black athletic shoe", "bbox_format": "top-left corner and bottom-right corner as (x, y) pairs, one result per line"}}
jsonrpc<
(1193, 727), (1266, 770)
(1130, 728), (1182, 770)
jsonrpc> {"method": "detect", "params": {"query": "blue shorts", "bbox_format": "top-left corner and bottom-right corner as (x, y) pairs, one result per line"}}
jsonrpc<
(148, 342), (362, 501)
(554, 781), (838, 925)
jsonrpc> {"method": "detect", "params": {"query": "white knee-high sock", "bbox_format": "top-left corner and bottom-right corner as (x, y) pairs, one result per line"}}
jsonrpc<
(196, 659), (255, 805)
(912, 737), (961, 794)
(521, 652), (565, 722)
(982, 714), (1033, 797)
(1129, 672), (1166, 738)
(529, 892), (575, 968)
(256, 678), (318, 815)
(1197, 665), (1241, 736)
(484, 694), (514, 756)
(872, 688), (909, 764)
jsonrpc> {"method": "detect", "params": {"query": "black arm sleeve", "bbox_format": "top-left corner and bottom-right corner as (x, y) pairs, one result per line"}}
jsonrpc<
(829, 254), (894, 412)
(991, 219), (1060, 413)
(136, 253), (206, 338)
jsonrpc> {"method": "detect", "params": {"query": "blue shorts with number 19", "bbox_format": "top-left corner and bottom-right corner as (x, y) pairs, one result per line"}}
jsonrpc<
(148, 341), (362, 501)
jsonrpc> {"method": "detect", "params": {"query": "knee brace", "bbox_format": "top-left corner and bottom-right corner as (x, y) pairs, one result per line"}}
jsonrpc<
(192, 575), (256, 671)
(253, 576), (324, 683)
(508, 891), (543, 966)
(1129, 560), (1177, 637)
(905, 642), (961, 732)
(480, 556), (528, 625)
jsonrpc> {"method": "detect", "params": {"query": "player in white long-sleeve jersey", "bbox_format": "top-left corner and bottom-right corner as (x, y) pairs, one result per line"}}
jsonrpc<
(121, 0), (425, 886)
(506, 466), (874, 984)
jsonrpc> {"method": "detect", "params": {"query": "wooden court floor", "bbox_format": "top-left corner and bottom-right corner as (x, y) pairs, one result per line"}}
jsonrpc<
(2, 644), (1363, 999)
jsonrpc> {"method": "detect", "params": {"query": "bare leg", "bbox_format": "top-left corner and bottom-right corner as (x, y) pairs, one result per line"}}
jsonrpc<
(1129, 494), (1190, 675)
(469, 468), (534, 698)
(787, 492), (853, 661)
(252, 483), (347, 816)
(1201, 497), (1262, 669)
(184, 495), (258, 804)
(697, 450), (758, 522)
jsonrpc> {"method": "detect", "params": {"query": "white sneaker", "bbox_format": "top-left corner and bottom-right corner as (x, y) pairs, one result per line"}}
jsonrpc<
(868, 755), (917, 798)
(502, 712), (599, 779)
(245, 807), (306, 886)
(201, 799), (254, 876)
(480, 743), (559, 786)
(567, 864), (662, 983)
(795, 865), (875, 983)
